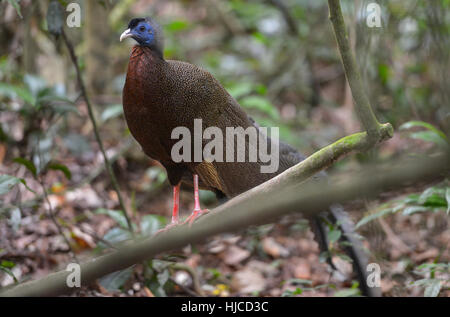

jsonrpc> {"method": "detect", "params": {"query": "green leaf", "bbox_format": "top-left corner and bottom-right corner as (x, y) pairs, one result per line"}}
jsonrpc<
(48, 163), (71, 180)
(328, 229), (342, 243)
(0, 175), (25, 195)
(1, 260), (15, 268)
(403, 206), (428, 215)
(101, 227), (132, 245)
(13, 157), (37, 177)
(100, 104), (123, 123)
(0, 82), (34, 104)
(140, 215), (166, 236)
(240, 95), (279, 120)
(95, 208), (129, 229)
(424, 280), (441, 297)
(7, 0), (22, 18)
(409, 131), (448, 147)
(400, 120), (448, 147)
(399, 121), (448, 141)
(99, 267), (133, 291)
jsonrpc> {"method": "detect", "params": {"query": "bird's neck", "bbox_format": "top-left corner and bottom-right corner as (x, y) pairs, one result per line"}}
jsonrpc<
(130, 45), (164, 62)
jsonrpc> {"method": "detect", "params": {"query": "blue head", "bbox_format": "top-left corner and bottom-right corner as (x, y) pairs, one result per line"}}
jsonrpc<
(120, 18), (164, 58)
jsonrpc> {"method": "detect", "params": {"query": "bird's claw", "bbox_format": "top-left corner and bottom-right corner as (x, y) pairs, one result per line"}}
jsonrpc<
(183, 209), (209, 226)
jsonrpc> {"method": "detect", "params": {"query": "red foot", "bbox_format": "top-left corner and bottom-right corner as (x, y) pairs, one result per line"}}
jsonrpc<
(183, 209), (209, 226)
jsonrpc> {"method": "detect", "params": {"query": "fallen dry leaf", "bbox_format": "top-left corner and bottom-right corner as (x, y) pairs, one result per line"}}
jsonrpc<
(262, 237), (289, 258)
(231, 269), (266, 294)
(220, 245), (250, 266)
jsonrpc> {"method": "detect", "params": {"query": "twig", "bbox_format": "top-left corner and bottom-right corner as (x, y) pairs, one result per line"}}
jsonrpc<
(60, 29), (134, 235)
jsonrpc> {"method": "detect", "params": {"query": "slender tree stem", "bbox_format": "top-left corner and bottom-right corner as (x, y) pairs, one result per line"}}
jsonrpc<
(328, 0), (386, 142)
(60, 29), (133, 234)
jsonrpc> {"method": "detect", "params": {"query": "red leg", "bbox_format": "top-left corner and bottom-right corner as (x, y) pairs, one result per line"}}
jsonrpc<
(154, 183), (180, 235)
(171, 183), (180, 224)
(183, 174), (209, 225)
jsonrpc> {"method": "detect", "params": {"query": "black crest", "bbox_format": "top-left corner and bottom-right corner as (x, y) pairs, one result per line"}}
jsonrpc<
(128, 18), (146, 29)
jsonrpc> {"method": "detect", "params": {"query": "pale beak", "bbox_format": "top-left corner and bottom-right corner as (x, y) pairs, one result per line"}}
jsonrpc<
(120, 29), (133, 42)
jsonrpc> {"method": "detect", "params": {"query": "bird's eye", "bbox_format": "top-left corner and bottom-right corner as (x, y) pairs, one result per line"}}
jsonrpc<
(139, 26), (145, 31)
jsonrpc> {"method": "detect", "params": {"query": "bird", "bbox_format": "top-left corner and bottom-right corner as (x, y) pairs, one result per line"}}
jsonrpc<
(120, 17), (378, 296)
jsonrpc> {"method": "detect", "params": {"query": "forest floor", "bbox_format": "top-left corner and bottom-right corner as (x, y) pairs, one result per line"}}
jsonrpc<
(1, 156), (448, 297)
(0, 104), (448, 297)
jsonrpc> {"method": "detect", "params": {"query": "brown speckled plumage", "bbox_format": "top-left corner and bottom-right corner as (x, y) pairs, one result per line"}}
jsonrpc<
(123, 46), (297, 197)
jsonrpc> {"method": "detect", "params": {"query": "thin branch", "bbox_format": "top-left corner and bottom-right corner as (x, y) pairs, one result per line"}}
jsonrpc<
(60, 29), (133, 234)
(328, 0), (386, 141)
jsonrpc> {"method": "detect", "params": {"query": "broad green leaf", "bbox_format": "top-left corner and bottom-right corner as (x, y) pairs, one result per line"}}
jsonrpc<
(0, 175), (24, 195)
(409, 131), (448, 147)
(399, 121), (448, 141)
(99, 267), (133, 291)
(0, 83), (34, 104)
(328, 229), (342, 243)
(95, 208), (129, 229)
(140, 215), (166, 236)
(100, 104), (123, 123)
(13, 157), (37, 177)
(102, 227), (132, 245)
